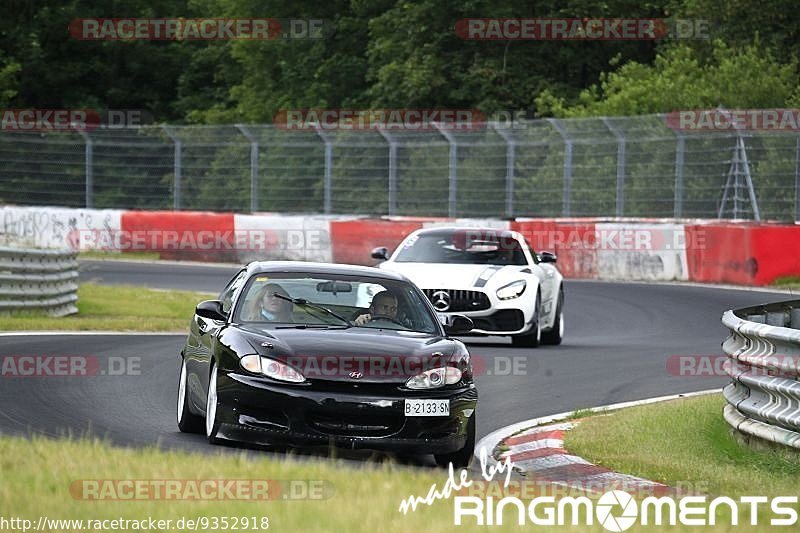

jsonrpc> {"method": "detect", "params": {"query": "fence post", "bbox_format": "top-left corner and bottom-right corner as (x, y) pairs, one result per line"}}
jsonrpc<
(602, 117), (626, 217)
(162, 126), (182, 210)
(547, 118), (572, 216)
(720, 134), (761, 220)
(378, 129), (397, 216)
(236, 124), (259, 213)
(791, 134), (800, 223)
(78, 130), (93, 208)
(433, 123), (458, 217)
(674, 131), (685, 218)
(314, 127), (332, 214)
(738, 135), (760, 221)
(492, 123), (516, 217)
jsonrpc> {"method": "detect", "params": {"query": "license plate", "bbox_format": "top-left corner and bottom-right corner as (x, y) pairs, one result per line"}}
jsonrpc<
(404, 399), (450, 417)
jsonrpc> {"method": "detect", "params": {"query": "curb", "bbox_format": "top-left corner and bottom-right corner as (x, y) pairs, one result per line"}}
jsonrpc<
(474, 389), (721, 485)
(497, 420), (673, 495)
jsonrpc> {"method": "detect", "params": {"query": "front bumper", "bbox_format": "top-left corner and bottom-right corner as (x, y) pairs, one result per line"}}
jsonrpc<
(214, 372), (478, 455)
(443, 308), (538, 336)
(423, 288), (544, 336)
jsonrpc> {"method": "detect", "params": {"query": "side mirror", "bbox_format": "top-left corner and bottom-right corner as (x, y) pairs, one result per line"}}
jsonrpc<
(196, 300), (227, 322)
(371, 246), (389, 260)
(444, 314), (473, 335)
(538, 251), (557, 263)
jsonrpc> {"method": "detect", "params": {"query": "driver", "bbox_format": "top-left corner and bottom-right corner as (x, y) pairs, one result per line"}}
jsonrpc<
(354, 291), (399, 326)
(246, 283), (293, 322)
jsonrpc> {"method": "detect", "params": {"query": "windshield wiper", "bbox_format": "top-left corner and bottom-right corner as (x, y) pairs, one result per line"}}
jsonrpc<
(275, 324), (343, 329)
(272, 294), (353, 327)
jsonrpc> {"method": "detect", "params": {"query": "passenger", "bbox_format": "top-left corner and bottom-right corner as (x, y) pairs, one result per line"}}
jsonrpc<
(354, 291), (399, 325)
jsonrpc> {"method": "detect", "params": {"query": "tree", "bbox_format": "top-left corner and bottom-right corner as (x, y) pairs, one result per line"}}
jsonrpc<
(536, 40), (800, 117)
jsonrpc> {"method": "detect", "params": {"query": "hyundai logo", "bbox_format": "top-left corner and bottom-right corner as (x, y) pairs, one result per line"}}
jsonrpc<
(348, 371), (363, 379)
(431, 290), (450, 312)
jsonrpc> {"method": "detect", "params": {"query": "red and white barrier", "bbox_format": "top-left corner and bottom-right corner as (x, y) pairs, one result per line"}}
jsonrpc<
(234, 214), (334, 263)
(685, 223), (800, 285)
(4, 205), (800, 287)
(594, 222), (689, 281)
(0, 205), (122, 250)
(120, 210), (237, 262)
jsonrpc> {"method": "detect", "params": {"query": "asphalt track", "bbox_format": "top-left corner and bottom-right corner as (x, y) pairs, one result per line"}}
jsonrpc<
(0, 259), (794, 464)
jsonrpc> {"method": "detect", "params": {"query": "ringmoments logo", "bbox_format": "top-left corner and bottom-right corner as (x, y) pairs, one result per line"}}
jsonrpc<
(452, 492), (800, 528)
(595, 491), (638, 531)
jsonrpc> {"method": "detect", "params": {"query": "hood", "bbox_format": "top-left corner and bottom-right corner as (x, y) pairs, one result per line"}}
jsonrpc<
(233, 324), (456, 383)
(380, 262), (524, 289)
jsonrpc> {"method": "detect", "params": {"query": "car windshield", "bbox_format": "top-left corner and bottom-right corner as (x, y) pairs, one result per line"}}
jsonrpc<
(234, 272), (440, 334)
(394, 230), (527, 265)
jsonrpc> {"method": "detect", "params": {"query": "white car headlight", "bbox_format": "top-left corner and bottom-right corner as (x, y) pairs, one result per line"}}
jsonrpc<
(496, 280), (526, 300)
(240, 355), (305, 383)
(240, 354), (262, 373)
(406, 366), (462, 389)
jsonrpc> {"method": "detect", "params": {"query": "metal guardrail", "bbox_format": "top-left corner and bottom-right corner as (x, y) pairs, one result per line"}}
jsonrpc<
(722, 301), (800, 449)
(0, 247), (79, 317)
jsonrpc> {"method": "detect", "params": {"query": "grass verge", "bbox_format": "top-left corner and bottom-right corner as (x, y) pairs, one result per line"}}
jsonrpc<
(78, 251), (163, 261)
(0, 283), (212, 331)
(564, 394), (800, 496)
(771, 276), (800, 291)
(0, 427), (783, 533)
(0, 435), (469, 533)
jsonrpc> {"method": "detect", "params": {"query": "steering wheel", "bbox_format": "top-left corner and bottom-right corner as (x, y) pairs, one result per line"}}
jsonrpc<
(369, 315), (406, 327)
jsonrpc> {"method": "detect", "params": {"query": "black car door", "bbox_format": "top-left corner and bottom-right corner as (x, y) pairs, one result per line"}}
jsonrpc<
(186, 269), (247, 412)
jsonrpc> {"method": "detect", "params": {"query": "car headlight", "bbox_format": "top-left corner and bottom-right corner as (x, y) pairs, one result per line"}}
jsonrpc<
(240, 355), (305, 383)
(240, 354), (262, 373)
(496, 280), (526, 300)
(406, 366), (462, 389)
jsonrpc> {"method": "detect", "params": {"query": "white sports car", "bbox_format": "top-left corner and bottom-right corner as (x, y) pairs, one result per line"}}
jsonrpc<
(372, 227), (564, 347)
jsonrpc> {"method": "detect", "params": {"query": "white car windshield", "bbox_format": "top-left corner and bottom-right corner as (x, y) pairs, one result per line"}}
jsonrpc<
(394, 230), (527, 265)
(234, 272), (440, 334)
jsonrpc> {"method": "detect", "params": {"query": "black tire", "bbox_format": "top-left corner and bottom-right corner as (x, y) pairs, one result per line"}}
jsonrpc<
(511, 292), (541, 348)
(177, 358), (204, 434)
(434, 415), (476, 468)
(205, 362), (222, 444)
(541, 287), (564, 346)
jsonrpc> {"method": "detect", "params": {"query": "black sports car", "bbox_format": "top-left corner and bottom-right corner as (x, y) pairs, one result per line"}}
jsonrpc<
(176, 261), (478, 466)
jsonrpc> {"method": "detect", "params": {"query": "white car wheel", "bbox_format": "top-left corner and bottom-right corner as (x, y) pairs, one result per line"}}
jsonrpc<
(177, 358), (203, 433)
(542, 288), (564, 345)
(205, 364), (219, 441)
(177, 361), (187, 424)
